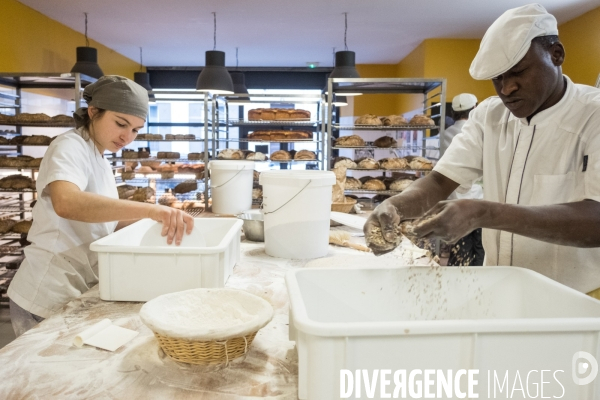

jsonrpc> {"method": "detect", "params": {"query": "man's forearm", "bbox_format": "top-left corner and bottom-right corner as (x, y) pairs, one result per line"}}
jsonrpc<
(479, 200), (600, 247)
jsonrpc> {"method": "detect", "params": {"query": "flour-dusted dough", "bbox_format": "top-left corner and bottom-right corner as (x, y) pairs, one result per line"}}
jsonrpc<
(139, 288), (274, 341)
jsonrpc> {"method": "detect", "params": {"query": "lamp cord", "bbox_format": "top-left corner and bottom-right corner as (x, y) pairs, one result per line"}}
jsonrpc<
(139, 47), (143, 72)
(236, 47), (239, 69)
(344, 12), (348, 51)
(84, 12), (89, 47)
(332, 47), (336, 66)
(213, 12), (217, 50)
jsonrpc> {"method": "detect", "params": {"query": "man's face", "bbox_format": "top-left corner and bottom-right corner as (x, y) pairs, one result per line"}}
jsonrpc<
(491, 40), (564, 119)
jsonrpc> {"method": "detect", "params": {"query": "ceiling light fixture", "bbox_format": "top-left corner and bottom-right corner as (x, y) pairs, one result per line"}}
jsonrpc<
(70, 12), (104, 79)
(133, 47), (155, 103)
(329, 12), (360, 80)
(196, 12), (234, 95)
(229, 47), (249, 95)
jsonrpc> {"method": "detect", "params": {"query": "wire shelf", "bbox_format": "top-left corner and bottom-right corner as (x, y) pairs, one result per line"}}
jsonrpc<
(115, 177), (205, 185)
(220, 138), (317, 143)
(0, 188), (35, 193)
(229, 119), (319, 127)
(344, 189), (403, 195)
(334, 124), (438, 131)
(132, 138), (208, 142)
(108, 157), (205, 163)
(0, 121), (74, 128)
(332, 145), (439, 150)
(346, 167), (433, 172)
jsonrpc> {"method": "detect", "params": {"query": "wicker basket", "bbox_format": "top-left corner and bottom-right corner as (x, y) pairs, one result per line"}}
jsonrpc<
(140, 288), (273, 366)
(331, 197), (357, 213)
(154, 331), (258, 365)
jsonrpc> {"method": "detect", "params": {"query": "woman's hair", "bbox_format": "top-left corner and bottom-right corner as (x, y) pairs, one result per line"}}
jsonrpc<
(78, 107), (107, 141)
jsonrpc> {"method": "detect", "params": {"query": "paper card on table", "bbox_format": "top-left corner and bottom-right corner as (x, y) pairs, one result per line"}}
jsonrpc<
(73, 318), (139, 352)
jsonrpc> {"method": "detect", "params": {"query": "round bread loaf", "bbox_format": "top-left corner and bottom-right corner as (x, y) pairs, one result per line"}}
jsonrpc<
(362, 179), (386, 191)
(122, 149), (138, 159)
(246, 152), (267, 161)
(12, 220), (32, 234)
(294, 150), (316, 160)
(380, 157), (409, 170)
(389, 179), (414, 191)
(409, 156), (433, 170)
(335, 135), (365, 147)
(382, 115), (408, 126)
(333, 157), (357, 169)
(345, 177), (362, 189)
(173, 180), (198, 194)
(373, 136), (397, 148)
(252, 187), (263, 200)
(271, 150), (292, 160)
(357, 158), (380, 169)
(218, 149), (244, 160)
(355, 114), (383, 126)
(409, 114), (435, 126)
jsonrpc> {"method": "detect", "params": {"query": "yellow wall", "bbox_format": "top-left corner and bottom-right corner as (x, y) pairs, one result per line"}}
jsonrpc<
(0, 0), (139, 78)
(559, 6), (600, 86)
(353, 64), (399, 116)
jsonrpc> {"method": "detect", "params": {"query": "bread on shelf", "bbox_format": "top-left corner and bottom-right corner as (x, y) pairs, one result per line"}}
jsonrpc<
(409, 156), (433, 170)
(381, 115), (408, 126)
(217, 149), (244, 160)
(380, 157), (409, 170)
(247, 108), (311, 121)
(334, 135), (365, 147)
(362, 179), (386, 191)
(356, 157), (380, 169)
(117, 185), (136, 199)
(173, 180), (198, 194)
(294, 150), (316, 160)
(0, 114), (17, 124)
(158, 190), (177, 206)
(157, 151), (181, 159)
(246, 152), (268, 161)
(140, 160), (161, 169)
(0, 219), (16, 234)
(0, 137), (9, 145)
(409, 114), (435, 126)
(270, 150), (292, 160)
(22, 135), (53, 145)
(12, 220), (32, 234)
(138, 147), (150, 158)
(0, 174), (35, 190)
(345, 177), (362, 189)
(122, 149), (138, 159)
(333, 156), (357, 169)
(137, 166), (154, 174)
(389, 179), (414, 191)
(249, 130), (312, 141)
(373, 136), (398, 148)
(16, 113), (51, 123)
(132, 187), (155, 202)
(252, 187), (263, 200)
(355, 114), (383, 126)
(187, 153), (203, 160)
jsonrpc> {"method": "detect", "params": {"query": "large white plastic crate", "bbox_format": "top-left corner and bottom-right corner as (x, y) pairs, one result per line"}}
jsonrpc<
(286, 264), (600, 400)
(90, 218), (242, 301)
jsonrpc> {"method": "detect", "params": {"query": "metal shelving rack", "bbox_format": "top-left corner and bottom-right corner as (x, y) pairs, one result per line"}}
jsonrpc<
(326, 77), (446, 194)
(218, 93), (325, 170)
(0, 72), (97, 306)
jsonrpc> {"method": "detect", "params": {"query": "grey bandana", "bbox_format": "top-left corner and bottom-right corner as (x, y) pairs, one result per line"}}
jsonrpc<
(73, 75), (149, 128)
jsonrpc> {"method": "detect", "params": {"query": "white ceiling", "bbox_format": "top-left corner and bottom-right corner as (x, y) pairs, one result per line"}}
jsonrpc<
(18, 0), (600, 68)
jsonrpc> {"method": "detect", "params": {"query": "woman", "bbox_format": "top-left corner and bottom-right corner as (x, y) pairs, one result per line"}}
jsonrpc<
(7, 75), (194, 337)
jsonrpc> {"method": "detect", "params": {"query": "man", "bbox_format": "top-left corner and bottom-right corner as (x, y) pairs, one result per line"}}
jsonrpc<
(442, 93), (485, 266)
(365, 4), (600, 295)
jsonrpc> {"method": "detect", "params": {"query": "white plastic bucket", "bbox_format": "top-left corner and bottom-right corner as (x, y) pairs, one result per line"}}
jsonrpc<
(259, 170), (335, 259)
(209, 160), (254, 215)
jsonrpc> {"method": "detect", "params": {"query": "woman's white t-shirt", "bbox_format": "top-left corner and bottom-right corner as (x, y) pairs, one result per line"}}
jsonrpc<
(8, 129), (118, 318)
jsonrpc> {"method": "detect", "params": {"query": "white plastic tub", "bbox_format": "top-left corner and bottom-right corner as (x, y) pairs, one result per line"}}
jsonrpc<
(209, 160), (254, 215)
(90, 218), (242, 301)
(260, 170), (335, 259)
(286, 264), (600, 399)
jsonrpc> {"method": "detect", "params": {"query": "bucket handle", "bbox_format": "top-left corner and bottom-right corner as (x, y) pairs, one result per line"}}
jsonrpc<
(263, 180), (312, 215)
(210, 167), (246, 189)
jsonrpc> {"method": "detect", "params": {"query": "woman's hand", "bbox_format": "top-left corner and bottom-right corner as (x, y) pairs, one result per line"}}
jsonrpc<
(363, 200), (402, 255)
(147, 205), (194, 245)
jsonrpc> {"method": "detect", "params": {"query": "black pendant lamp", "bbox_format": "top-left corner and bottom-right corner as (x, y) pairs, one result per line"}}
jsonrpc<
(229, 48), (249, 95)
(196, 13), (234, 94)
(329, 13), (360, 79)
(133, 48), (155, 102)
(70, 13), (104, 79)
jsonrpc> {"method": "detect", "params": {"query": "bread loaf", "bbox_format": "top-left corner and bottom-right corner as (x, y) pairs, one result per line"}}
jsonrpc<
(270, 150), (291, 160)
(362, 179), (386, 191)
(12, 220), (32, 234)
(335, 135), (365, 147)
(355, 114), (383, 126)
(382, 115), (408, 126)
(217, 149), (244, 160)
(333, 156), (357, 169)
(409, 114), (435, 126)
(246, 152), (267, 161)
(345, 177), (362, 189)
(380, 157), (409, 170)
(389, 179), (414, 191)
(187, 153), (203, 160)
(294, 150), (316, 160)
(409, 156), (433, 170)
(173, 180), (197, 194)
(356, 158), (380, 169)
(373, 136), (397, 148)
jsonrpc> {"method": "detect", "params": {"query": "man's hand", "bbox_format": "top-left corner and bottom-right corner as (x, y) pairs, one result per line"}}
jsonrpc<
(147, 205), (194, 246)
(364, 200), (402, 255)
(412, 199), (483, 243)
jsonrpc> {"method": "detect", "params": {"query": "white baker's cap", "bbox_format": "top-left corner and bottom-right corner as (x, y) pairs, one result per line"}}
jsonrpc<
(452, 93), (478, 112)
(469, 3), (558, 80)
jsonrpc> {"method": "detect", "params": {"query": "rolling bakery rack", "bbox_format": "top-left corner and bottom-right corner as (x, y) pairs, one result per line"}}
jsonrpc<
(0, 72), (96, 306)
